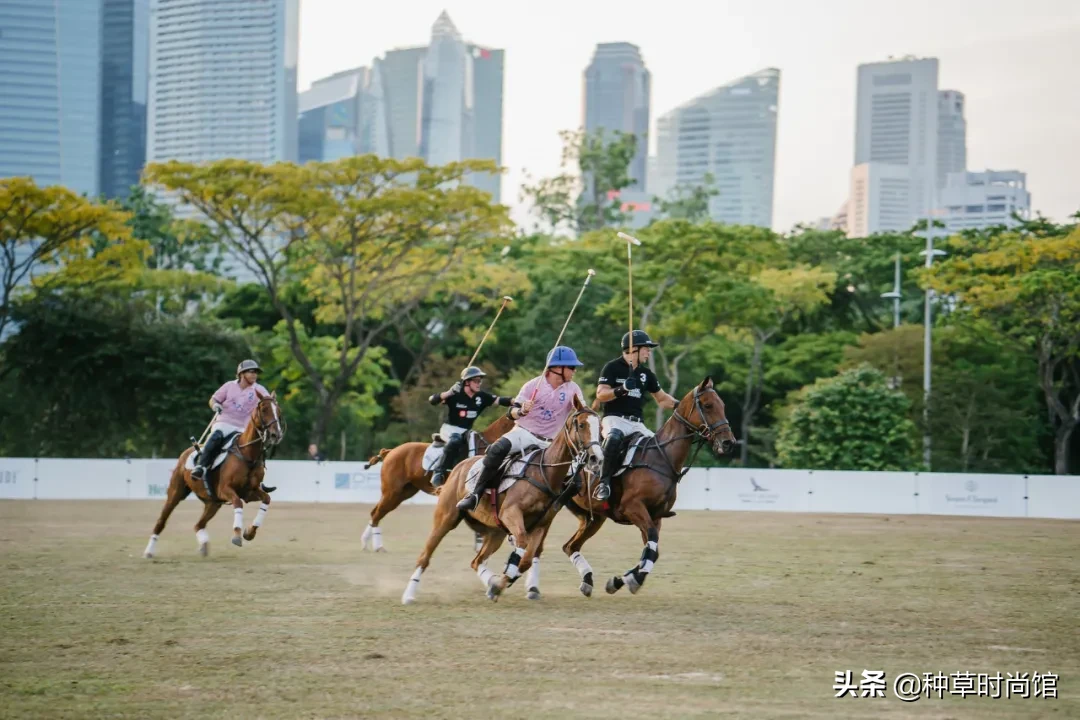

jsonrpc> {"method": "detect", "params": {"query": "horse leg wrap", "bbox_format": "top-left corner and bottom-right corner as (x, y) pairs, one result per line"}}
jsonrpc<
(253, 503), (269, 528)
(503, 546), (524, 584)
(233, 507), (244, 531)
(143, 534), (158, 557)
(371, 527), (384, 551)
(196, 528), (209, 546)
(570, 551), (594, 589)
(477, 563), (494, 588)
(525, 557), (540, 590)
(620, 532), (658, 594)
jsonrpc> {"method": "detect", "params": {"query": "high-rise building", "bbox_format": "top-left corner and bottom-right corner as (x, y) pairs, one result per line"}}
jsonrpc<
(375, 13), (504, 202)
(298, 67), (389, 163)
(937, 90), (966, 190)
(100, 0), (150, 199)
(937, 170), (1030, 232)
(848, 163), (914, 237)
(147, 0), (299, 166)
(583, 42), (650, 190)
(653, 68), (780, 228)
(850, 56), (939, 236)
(0, 1), (105, 196)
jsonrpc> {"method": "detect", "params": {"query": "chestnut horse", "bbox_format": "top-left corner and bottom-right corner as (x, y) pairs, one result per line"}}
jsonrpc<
(143, 391), (285, 558)
(360, 413), (515, 552)
(561, 377), (736, 596)
(401, 395), (603, 604)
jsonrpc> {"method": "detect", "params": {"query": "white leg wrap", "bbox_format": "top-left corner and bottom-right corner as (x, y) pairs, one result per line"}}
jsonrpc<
(525, 557), (540, 589)
(371, 527), (383, 551)
(570, 551), (593, 579)
(641, 559), (655, 574)
(253, 503), (269, 528)
(477, 564), (494, 588)
(196, 528), (209, 546)
(144, 534), (158, 557)
(402, 567), (423, 604)
(361, 524), (373, 549)
(233, 507), (244, 530)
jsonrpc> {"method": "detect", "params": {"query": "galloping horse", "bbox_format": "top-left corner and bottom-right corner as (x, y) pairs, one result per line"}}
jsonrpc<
(361, 413), (515, 552)
(561, 377), (736, 596)
(143, 391), (285, 558)
(401, 395), (603, 604)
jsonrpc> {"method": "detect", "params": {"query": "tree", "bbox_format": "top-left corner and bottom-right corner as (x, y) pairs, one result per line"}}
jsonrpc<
(927, 224), (1080, 474)
(145, 156), (514, 448)
(0, 178), (137, 339)
(521, 128), (638, 235)
(775, 365), (918, 471)
(652, 173), (719, 223)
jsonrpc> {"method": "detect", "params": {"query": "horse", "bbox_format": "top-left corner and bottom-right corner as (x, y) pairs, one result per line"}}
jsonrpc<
(401, 395), (604, 604)
(143, 391), (285, 558)
(560, 377), (736, 597)
(360, 412), (515, 552)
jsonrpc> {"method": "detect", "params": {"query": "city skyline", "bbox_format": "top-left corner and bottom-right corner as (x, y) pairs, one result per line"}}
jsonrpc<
(297, 0), (1080, 231)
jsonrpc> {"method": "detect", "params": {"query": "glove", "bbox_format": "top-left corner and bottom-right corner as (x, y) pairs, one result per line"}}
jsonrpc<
(612, 385), (629, 399)
(449, 381), (463, 395)
(428, 393), (442, 406)
(212, 402), (224, 414)
(623, 375), (640, 391)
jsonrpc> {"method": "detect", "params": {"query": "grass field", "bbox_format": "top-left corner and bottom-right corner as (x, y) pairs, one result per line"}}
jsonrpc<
(1, 500), (1077, 719)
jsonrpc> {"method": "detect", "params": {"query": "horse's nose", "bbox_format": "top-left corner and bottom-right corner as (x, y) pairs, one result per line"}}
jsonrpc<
(721, 439), (735, 454)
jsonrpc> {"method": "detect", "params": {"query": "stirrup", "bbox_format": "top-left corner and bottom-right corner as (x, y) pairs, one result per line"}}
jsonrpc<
(456, 492), (480, 511)
(594, 482), (611, 501)
(431, 471), (446, 488)
(192, 465), (207, 480)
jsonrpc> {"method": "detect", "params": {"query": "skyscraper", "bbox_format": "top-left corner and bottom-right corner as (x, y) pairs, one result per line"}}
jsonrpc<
(850, 56), (939, 236)
(583, 42), (650, 190)
(653, 68), (780, 228)
(100, 0), (150, 199)
(937, 90), (967, 190)
(376, 13), (504, 202)
(938, 170), (1030, 232)
(298, 67), (389, 163)
(0, 1), (105, 196)
(147, 0), (299, 166)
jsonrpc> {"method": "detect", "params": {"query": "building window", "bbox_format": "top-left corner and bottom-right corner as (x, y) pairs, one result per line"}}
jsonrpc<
(987, 204), (1006, 212)
(965, 205), (985, 214)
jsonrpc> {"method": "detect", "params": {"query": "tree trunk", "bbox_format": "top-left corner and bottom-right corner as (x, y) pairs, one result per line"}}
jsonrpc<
(1054, 420), (1076, 475)
(654, 348), (687, 431)
(740, 334), (766, 466)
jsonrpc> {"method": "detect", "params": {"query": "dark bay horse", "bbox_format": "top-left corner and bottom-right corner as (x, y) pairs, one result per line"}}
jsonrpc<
(561, 377), (736, 596)
(143, 391), (285, 558)
(401, 395), (603, 604)
(361, 413), (515, 552)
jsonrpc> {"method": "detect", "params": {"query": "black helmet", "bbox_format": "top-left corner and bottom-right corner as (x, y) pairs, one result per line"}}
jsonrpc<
(236, 359), (261, 377)
(460, 366), (487, 382)
(622, 330), (659, 351)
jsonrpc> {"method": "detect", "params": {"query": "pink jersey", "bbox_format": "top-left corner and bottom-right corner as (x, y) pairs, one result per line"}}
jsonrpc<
(514, 376), (585, 439)
(211, 381), (270, 429)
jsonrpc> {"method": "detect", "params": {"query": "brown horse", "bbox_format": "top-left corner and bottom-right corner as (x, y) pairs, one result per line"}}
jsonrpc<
(360, 413), (515, 552)
(401, 395), (603, 604)
(560, 377), (736, 596)
(143, 391), (285, 558)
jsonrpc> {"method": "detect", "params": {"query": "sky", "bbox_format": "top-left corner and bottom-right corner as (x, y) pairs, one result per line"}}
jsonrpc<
(297, 0), (1080, 233)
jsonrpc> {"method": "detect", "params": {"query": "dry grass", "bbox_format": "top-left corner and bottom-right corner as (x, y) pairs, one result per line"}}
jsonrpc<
(0, 500), (1077, 719)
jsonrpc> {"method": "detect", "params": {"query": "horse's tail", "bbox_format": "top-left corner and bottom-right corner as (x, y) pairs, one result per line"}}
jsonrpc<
(364, 448), (392, 470)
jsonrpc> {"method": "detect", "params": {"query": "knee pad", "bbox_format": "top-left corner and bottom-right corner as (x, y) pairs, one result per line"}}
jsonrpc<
(485, 437), (512, 466)
(603, 428), (625, 450)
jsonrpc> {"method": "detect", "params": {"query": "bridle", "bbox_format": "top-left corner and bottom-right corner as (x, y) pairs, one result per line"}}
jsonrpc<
(238, 396), (286, 452)
(562, 407), (603, 474)
(672, 386), (731, 443)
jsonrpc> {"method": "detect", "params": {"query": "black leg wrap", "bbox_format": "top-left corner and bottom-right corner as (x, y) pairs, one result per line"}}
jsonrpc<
(647, 527), (659, 544)
(504, 548), (523, 586)
(610, 576), (625, 591)
(583, 571), (593, 588)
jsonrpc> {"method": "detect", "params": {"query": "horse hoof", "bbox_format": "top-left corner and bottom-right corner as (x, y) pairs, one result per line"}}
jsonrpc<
(605, 577), (621, 594)
(580, 582), (593, 598)
(527, 587), (540, 601)
(243, 530), (255, 542)
(375, 546), (387, 553)
(199, 544), (208, 557)
(486, 586), (500, 602)
(402, 596), (416, 606)
(143, 551), (154, 559)
(627, 578), (642, 595)
(232, 536), (242, 547)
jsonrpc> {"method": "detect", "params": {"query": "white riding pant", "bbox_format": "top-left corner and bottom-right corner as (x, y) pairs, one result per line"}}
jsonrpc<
(439, 423), (470, 442)
(500, 425), (552, 455)
(211, 421), (244, 437)
(601, 415), (653, 440)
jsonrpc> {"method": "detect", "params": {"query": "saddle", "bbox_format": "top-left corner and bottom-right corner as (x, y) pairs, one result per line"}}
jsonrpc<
(422, 431), (481, 472)
(611, 432), (649, 478)
(464, 446), (542, 496)
(184, 432), (240, 474)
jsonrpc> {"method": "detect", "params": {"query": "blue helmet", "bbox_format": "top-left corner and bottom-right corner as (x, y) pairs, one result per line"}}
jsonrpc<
(546, 345), (584, 369)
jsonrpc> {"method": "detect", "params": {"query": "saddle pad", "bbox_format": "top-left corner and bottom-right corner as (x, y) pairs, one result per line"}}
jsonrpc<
(183, 433), (239, 471)
(465, 448), (541, 495)
(422, 432), (482, 473)
(614, 433), (649, 478)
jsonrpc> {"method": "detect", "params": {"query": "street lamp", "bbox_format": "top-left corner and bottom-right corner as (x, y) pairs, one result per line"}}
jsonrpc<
(914, 219), (948, 470)
(880, 252), (902, 329)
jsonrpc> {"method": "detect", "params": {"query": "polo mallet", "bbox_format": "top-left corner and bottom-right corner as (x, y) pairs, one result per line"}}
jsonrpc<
(466, 296), (513, 368)
(191, 411), (219, 451)
(528, 268), (596, 403)
(617, 231), (642, 367)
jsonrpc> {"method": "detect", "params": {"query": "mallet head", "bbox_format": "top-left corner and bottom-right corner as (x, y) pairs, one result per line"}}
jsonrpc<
(617, 231), (642, 246)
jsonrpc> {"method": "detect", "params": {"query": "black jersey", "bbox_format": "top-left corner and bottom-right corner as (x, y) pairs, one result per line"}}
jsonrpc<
(441, 390), (511, 430)
(597, 357), (662, 419)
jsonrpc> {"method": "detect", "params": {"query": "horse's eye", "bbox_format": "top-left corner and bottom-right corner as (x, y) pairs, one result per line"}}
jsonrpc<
(704, 404), (713, 410)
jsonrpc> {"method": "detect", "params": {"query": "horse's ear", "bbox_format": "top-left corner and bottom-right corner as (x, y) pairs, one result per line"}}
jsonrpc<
(270, 390), (277, 400)
(255, 389), (266, 399)
(699, 376), (714, 390)
(573, 394), (585, 410)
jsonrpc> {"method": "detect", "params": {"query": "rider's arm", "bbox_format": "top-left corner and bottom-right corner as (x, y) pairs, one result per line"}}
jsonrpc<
(209, 384), (228, 412)
(652, 390), (678, 410)
(428, 392), (445, 406)
(496, 395), (513, 407)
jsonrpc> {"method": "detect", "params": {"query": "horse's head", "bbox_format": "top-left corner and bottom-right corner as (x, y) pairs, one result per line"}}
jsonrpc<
(253, 390), (285, 446)
(563, 394), (604, 476)
(675, 377), (736, 456)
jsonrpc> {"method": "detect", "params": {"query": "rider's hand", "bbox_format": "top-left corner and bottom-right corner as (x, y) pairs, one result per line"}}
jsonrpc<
(623, 375), (640, 392)
(212, 402), (224, 414)
(449, 381), (463, 395)
(519, 399), (534, 416)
